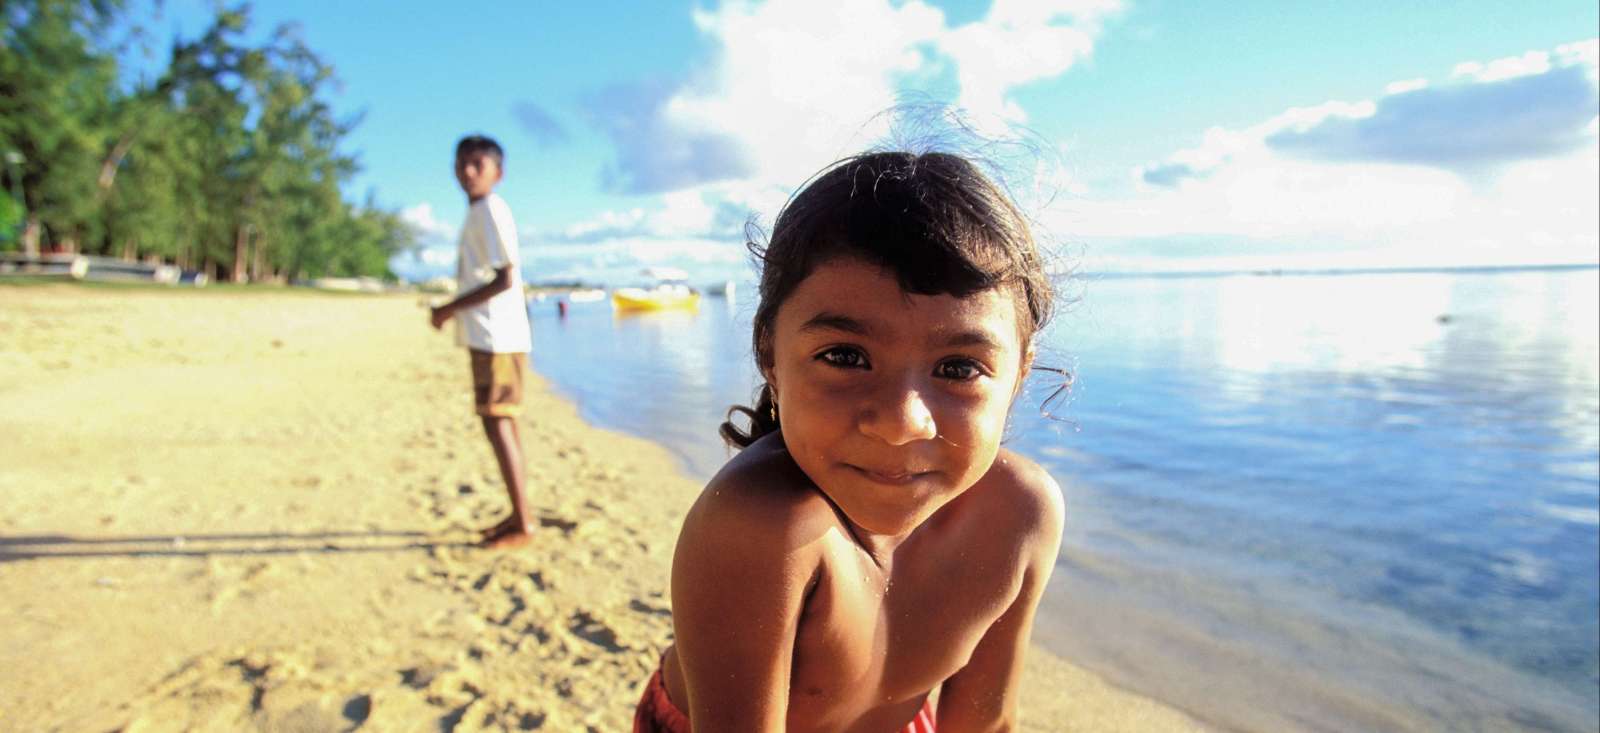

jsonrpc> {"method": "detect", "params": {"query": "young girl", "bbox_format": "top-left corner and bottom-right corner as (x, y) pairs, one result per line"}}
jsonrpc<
(634, 150), (1064, 733)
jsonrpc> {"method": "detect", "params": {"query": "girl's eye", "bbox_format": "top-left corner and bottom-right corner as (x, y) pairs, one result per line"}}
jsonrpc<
(935, 358), (984, 381)
(817, 346), (868, 369)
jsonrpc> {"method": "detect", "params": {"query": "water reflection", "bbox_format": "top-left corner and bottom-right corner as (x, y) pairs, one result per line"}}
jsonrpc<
(1022, 268), (1599, 731)
(532, 295), (761, 478)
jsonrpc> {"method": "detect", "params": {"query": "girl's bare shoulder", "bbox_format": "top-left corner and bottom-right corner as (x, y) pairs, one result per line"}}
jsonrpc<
(679, 432), (842, 552)
(962, 448), (1066, 543)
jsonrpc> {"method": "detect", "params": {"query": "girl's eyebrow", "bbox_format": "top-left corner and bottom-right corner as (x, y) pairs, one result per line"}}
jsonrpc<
(800, 312), (1004, 350)
(799, 311), (871, 336)
(941, 329), (1004, 350)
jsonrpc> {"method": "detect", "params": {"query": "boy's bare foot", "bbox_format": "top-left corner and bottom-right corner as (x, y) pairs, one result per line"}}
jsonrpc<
(480, 515), (520, 540)
(481, 526), (533, 549)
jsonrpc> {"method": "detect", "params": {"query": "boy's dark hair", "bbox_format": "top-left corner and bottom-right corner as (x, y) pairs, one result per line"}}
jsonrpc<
(720, 150), (1055, 448)
(455, 135), (504, 166)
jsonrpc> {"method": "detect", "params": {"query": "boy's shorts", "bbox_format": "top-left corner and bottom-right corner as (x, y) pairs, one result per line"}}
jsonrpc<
(469, 349), (526, 418)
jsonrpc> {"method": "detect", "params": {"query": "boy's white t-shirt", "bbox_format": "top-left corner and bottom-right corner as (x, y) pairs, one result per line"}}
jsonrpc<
(454, 193), (532, 353)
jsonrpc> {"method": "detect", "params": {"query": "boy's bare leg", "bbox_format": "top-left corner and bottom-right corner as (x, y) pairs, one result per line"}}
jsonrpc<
(480, 415), (532, 548)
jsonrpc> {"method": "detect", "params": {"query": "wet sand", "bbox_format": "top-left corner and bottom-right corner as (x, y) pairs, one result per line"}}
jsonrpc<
(0, 284), (1201, 731)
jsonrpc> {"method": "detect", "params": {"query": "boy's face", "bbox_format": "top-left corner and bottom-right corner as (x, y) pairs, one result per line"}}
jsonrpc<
(455, 152), (502, 199)
(764, 255), (1030, 538)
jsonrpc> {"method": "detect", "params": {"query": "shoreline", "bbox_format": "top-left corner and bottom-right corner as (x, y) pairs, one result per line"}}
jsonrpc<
(0, 284), (1201, 731)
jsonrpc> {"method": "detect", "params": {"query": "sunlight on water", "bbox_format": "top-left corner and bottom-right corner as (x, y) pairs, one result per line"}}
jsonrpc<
(1018, 268), (1599, 731)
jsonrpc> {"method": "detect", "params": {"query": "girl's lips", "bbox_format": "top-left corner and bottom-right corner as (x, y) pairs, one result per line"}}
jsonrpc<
(848, 465), (932, 485)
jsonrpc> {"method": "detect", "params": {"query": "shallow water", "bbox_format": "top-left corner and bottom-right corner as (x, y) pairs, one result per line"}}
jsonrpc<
(527, 267), (1600, 732)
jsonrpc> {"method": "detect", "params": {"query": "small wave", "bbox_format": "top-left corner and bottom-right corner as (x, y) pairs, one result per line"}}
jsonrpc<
(1538, 502), (1600, 526)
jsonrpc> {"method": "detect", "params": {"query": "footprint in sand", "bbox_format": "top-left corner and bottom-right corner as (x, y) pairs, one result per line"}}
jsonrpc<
(628, 598), (672, 618)
(537, 515), (579, 534)
(568, 611), (627, 653)
(119, 649), (368, 732)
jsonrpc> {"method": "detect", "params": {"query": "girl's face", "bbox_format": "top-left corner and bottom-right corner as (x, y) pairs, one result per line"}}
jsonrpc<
(766, 255), (1031, 537)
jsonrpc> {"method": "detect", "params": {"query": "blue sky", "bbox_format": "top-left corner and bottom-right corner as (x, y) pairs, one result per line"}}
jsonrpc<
(133, 1), (1599, 283)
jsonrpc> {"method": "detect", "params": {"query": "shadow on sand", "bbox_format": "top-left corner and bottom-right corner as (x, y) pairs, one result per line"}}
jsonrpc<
(0, 530), (474, 562)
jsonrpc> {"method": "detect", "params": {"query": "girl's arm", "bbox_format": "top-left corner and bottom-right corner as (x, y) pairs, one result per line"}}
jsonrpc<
(936, 466), (1066, 732)
(669, 467), (826, 733)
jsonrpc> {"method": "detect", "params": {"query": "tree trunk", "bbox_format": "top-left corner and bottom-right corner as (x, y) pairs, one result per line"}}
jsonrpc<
(121, 238), (137, 261)
(232, 224), (249, 283)
(21, 215), (41, 258)
(251, 231), (266, 283)
(98, 133), (138, 193)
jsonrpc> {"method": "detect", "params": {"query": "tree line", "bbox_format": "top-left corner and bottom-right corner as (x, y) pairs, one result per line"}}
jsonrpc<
(0, 0), (416, 282)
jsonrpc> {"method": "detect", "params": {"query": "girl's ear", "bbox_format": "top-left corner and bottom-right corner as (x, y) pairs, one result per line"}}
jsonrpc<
(759, 350), (779, 400)
(757, 336), (778, 401)
(1012, 344), (1035, 400)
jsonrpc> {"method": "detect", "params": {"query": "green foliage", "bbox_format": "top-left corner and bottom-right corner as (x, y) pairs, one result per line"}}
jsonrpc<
(0, 0), (415, 280)
(0, 0), (120, 249)
(0, 194), (22, 247)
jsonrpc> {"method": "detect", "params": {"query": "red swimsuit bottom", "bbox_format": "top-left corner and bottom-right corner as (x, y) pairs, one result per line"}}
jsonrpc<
(632, 664), (936, 733)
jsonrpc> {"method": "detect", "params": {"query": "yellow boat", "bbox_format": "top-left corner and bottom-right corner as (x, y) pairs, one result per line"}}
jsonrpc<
(611, 285), (700, 311)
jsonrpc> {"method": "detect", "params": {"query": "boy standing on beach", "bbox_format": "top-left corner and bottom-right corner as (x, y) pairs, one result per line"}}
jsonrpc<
(429, 135), (535, 549)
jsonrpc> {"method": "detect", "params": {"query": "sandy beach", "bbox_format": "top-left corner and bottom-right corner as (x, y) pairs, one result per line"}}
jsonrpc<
(0, 284), (1201, 732)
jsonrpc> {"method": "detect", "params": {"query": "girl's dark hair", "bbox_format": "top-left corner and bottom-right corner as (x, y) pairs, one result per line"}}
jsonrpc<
(720, 150), (1055, 448)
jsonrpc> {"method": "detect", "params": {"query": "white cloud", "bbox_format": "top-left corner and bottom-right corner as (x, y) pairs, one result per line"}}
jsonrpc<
(669, 0), (1120, 185)
(559, 208), (648, 241)
(1557, 38), (1599, 77)
(544, 188), (752, 245)
(400, 202), (455, 243)
(676, 0), (949, 188)
(1384, 78), (1429, 95)
(1452, 51), (1552, 83)
(554, 5), (1599, 276)
(575, 0), (1122, 257)
(1141, 38), (1598, 185)
(1083, 39), (1600, 271)
(940, 0), (1121, 123)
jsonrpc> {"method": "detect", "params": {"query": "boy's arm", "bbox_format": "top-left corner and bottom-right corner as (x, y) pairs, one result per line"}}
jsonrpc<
(670, 466), (824, 733)
(936, 466), (1066, 732)
(432, 199), (519, 329)
(429, 265), (514, 329)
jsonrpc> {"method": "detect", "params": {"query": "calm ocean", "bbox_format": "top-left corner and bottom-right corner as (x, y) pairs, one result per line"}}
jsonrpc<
(527, 266), (1599, 732)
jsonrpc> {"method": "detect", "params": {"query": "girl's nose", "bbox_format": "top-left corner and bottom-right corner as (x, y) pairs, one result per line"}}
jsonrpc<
(858, 385), (937, 446)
